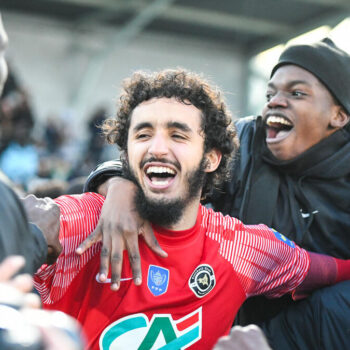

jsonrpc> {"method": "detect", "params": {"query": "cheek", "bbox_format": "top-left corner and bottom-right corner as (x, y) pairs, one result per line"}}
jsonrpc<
(294, 122), (326, 152)
(128, 142), (149, 167)
(261, 104), (269, 116)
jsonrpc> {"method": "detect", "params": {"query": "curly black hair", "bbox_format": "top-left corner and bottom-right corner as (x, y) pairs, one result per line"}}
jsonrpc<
(102, 68), (239, 198)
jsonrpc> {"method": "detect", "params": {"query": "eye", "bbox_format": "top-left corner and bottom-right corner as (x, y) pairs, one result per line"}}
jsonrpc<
(171, 133), (186, 140)
(135, 132), (151, 140)
(265, 92), (274, 102)
(291, 90), (306, 97)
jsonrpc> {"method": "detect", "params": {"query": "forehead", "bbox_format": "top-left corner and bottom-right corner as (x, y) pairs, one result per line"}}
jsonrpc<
(129, 97), (202, 131)
(269, 64), (323, 88)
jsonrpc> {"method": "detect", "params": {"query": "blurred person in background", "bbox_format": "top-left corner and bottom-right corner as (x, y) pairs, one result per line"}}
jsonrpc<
(0, 255), (85, 350)
(0, 13), (47, 274)
(43, 115), (65, 156)
(69, 107), (108, 180)
(82, 39), (350, 349)
(0, 13), (86, 350)
(28, 178), (68, 199)
(0, 91), (39, 188)
(87, 106), (107, 164)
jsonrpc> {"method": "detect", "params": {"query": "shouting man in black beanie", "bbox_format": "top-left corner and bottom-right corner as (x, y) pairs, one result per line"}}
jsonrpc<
(81, 38), (350, 350)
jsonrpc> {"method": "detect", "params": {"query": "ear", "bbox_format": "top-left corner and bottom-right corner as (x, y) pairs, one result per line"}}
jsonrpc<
(330, 106), (350, 128)
(204, 149), (222, 173)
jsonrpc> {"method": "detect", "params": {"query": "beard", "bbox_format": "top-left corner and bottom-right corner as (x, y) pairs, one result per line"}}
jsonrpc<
(123, 156), (207, 227)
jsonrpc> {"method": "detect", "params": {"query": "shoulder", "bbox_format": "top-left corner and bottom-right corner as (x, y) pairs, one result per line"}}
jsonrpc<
(200, 205), (243, 241)
(234, 116), (257, 139)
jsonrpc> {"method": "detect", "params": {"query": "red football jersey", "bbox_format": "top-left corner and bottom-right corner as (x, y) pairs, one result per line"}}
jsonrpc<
(34, 193), (309, 349)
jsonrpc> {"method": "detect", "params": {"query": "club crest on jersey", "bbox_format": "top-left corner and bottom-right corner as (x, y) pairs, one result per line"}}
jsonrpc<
(189, 264), (215, 298)
(272, 229), (295, 248)
(147, 265), (169, 296)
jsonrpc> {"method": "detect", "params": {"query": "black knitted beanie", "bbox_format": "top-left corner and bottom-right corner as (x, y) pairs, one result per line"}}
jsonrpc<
(271, 38), (350, 114)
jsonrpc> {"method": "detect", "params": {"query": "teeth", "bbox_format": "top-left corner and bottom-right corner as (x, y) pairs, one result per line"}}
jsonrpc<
(266, 116), (292, 126)
(151, 179), (170, 186)
(146, 166), (175, 175)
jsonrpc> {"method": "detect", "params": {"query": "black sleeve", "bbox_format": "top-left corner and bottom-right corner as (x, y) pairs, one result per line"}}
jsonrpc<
(28, 223), (48, 271)
(261, 281), (350, 350)
(83, 160), (124, 193)
(0, 181), (47, 275)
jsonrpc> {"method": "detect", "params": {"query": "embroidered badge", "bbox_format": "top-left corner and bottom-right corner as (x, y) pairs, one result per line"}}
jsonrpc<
(189, 264), (215, 298)
(272, 229), (295, 248)
(147, 265), (169, 296)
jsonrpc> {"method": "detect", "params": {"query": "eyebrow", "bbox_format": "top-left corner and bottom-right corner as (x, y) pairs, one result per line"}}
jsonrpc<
(132, 122), (153, 133)
(267, 79), (312, 89)
(166, 121), (192, 132)
(132, 121), (192, 133)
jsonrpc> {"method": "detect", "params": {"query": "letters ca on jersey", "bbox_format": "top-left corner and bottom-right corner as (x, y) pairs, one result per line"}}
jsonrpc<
(99, 308), (202, 349)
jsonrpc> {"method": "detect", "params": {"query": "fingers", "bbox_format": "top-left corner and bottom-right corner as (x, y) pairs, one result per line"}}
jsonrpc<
(99, 241), (111, 284)
(0, 255), (25, 281)
(229, 325), (271, 350)
(125, 236), (142, 286)
(76, 225), (102, 255)
(110, 236), (124, 291)
(22, 292), (42, 309)
(141, 222), (167, 258)
(11, 273), (34, 293)
(213, 325), (269, 350)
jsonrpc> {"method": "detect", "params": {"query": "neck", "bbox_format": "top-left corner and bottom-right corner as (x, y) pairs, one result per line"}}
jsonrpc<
(162, 199), (201, 231)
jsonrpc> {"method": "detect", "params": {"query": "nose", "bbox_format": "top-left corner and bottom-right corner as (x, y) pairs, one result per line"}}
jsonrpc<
(148, 132), (169, 158)
(267, 91), (288, 109)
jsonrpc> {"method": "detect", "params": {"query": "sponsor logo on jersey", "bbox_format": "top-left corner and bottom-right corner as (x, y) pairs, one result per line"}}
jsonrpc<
(272, 229), (295, 248)
(189, 264), (215, 298)
(99, 308), (202, 349)
(147, 265), (169, 296)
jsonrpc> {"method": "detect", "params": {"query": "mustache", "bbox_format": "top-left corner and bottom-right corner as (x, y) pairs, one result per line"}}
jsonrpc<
(139, 157), (181, 170)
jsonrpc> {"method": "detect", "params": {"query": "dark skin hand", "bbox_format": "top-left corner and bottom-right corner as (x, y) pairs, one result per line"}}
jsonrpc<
(76, 177), (167, 291)
(21, 195), (62, 265)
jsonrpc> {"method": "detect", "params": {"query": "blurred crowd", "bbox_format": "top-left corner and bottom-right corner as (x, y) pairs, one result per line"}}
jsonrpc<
(0, 66), (114, 197)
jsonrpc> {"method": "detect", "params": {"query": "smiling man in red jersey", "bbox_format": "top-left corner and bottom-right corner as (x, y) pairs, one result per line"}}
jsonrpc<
(32, 69), (350, 350)
(82, 39), (350, 349)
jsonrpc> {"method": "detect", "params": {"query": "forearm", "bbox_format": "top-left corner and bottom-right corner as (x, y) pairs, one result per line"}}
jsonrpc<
(293, 252), (350, 299)
(97, 176), (123, 197)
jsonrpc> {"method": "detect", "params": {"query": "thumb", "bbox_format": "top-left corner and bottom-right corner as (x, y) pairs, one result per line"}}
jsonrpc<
(141, 222), (167, 258)
(76, 225), (102, 254)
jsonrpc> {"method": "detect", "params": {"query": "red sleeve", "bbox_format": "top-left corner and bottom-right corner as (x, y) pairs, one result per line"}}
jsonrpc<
(229, 223), (310, 298)
(293, 252), (350, 299)
(34, 192), (105, 304)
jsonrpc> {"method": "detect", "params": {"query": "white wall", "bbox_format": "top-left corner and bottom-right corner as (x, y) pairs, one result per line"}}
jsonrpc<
(3, 11), (246, 140)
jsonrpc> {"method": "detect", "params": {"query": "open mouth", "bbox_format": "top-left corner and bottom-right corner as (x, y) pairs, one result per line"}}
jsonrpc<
(265, 115), (293, 141)
(145, 165), (177, 187)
